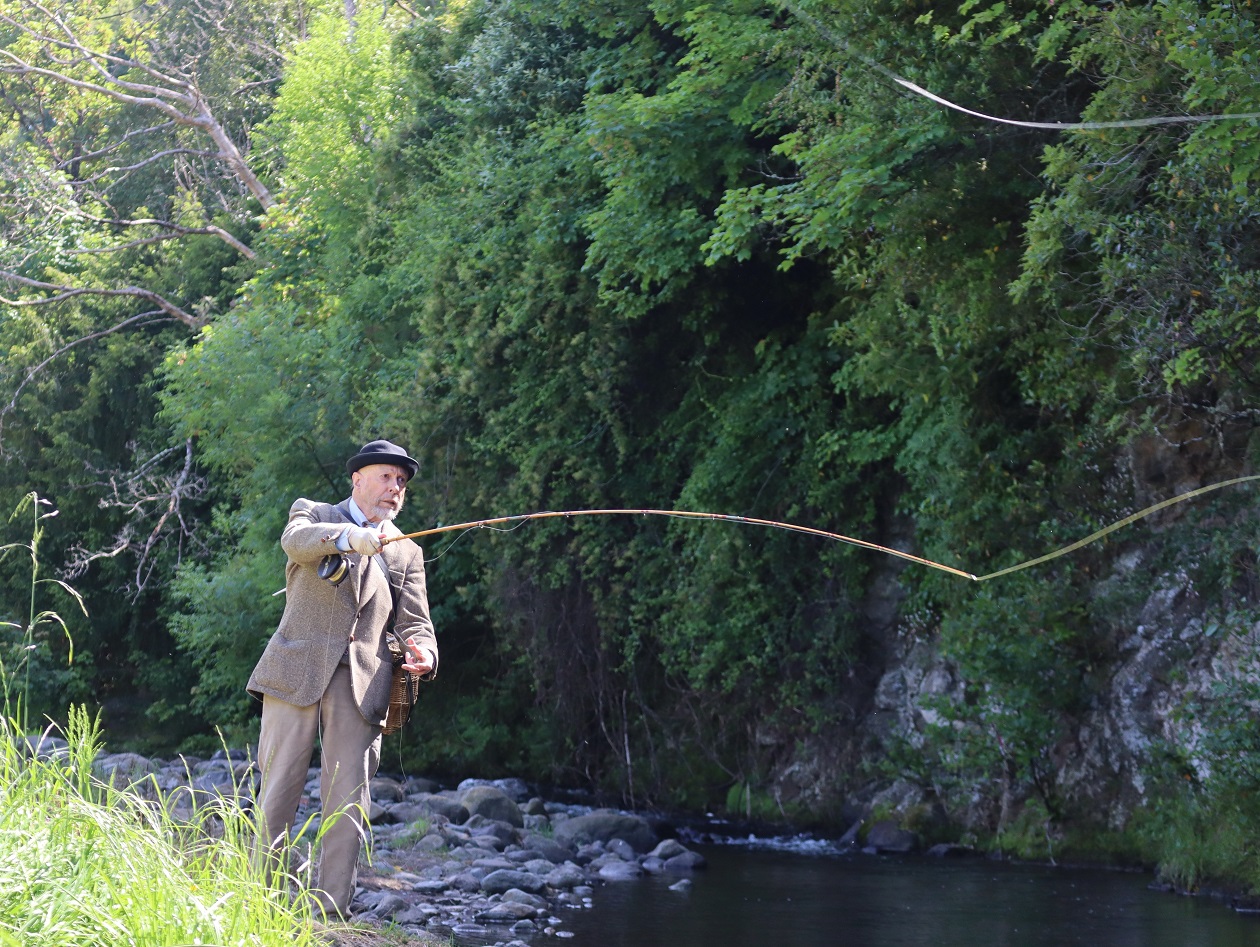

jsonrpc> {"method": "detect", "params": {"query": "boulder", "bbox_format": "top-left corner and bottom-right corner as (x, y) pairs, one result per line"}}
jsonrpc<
(413, 793), (470, 824)
(481, 869), (547, 895)
(552, 810), (657, 853)
(477, 902), (541, 922)
(664, 850), (707, 871)
(544, 863), (587, 889)
(598, 860), (643, 881)
(460, 786), (524, 827)
(457, 776), (531, 801)
(648, 838), (689, 860)
(520, 834), (572, 864)
(370, 776), (406, 803)
(864, 820), (917, 853)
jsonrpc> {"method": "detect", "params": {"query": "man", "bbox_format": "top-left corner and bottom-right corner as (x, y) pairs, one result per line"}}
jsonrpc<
(248, 439), (438, 918)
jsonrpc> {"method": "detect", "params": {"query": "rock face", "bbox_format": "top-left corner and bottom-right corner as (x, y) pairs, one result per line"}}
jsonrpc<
(782, 432), (1260, 840)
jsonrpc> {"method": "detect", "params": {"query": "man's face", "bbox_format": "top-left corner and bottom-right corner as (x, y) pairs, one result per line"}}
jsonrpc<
(351, 463), (409, 523)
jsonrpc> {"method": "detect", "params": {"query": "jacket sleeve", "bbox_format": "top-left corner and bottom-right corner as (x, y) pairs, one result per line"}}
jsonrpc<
(280, 498), (352, 565)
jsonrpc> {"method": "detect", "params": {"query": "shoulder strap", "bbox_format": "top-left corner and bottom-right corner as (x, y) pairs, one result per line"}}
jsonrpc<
(370, 551), (399, 611)
(371, 551), (406, 650)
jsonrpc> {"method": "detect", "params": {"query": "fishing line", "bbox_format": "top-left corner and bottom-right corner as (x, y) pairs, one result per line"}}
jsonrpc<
(388, 474), (1260, 583)
(780, 0), (1260, 131)
(424, 518), (533, 562)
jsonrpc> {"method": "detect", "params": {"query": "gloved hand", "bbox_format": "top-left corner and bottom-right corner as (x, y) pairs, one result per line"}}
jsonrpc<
(345, 525), (383, 556)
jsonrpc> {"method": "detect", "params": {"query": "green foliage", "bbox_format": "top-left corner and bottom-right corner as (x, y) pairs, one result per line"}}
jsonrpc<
(260, 10), (408, 253)
(1013, 0), (1260, 421)
(5, 0), (1260, 899)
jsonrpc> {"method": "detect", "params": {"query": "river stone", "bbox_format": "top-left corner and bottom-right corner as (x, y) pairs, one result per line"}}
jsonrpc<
(460, 786), (524, 827)
(865, 820), (917, 853)
(370, 776), (406, 803)
(664, 850), (707, 870)
(450, 923), (493, 941)
(385, 801), (431, 824)
(477, 902), (541, 922)
(572, 842), (603, 865)
(411, 879), (450, 894)
(545, 863), (588, 888)
(440, 826), (473, 847)
(363, 893), (411, 918)
(458, 776), (531, 801)
(18, 733), (69, 760)
(449, 872), (484, 892)
(522, 833), (572, 863)
(405, 776), (440, 794)
(396, 904), (440, 925)
(414, 793), (470, 824)
(926, 843), (976, 858)
(648, 838), (689, 860)
(553, 811), (657, 853)
(503, 889), (549, 909)
(93, 752), (158, 784)
(410, 795), (471, 826)
(468, 815), (520, 845)
(589, 852), (636, 872)
(606, 837), (637, 861)
(597, 860), (643, 881)
(482, 869), (547, 895)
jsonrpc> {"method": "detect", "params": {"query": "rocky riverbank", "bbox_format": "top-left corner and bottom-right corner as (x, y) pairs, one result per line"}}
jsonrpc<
(32, 737), (709, 946)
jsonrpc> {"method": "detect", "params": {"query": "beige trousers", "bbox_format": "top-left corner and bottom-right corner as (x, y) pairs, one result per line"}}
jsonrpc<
(254, 664), (382, 917)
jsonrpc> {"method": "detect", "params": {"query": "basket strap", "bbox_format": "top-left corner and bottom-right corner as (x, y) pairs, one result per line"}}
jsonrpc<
(370, 552), (407, 656)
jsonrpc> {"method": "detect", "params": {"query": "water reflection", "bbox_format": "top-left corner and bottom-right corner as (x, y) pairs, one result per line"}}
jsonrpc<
(557, 848), (1260, 947)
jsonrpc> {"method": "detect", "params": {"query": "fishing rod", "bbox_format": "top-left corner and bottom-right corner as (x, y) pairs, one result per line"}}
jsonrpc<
(383, 474), (1260, 583)
(386, 508), (977, 580)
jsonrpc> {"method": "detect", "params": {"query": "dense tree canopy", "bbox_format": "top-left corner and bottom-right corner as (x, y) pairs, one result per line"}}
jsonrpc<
(3, 0), (1260, 882)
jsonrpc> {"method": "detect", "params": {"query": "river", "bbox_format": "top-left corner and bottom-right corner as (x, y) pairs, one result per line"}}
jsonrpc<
(554, 840), (1260, 947)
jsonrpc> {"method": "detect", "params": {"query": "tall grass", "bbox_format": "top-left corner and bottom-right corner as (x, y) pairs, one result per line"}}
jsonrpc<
(2, 494), (322, 945)
(0, 708), (323, 947)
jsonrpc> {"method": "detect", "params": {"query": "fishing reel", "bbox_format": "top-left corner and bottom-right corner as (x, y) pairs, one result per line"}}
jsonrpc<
(318, 553), (350, 586)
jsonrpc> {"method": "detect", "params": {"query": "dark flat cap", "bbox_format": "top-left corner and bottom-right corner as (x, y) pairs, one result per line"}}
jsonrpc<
(346, 439), (419, 480)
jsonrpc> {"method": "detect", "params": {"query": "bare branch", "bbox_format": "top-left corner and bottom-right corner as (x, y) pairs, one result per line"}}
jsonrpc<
(0, 271), (204, 327)
(0, 4), (277, 210)
(53, 121), (178, 169)
(71, 147), (222, 185)
(65, 213), (257, 260)
(63, 438), (209, 600)
(232, 77), (282, 95)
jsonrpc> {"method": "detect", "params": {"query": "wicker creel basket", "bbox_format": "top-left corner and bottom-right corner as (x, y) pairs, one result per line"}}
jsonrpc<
(383, 633), (421, 736)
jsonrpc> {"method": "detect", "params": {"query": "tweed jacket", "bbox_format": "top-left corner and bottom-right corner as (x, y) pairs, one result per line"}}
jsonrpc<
(247, 497), (437, 726)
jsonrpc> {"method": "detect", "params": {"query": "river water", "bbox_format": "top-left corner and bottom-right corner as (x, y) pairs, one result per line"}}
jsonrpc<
(554, 840), (1260, 947)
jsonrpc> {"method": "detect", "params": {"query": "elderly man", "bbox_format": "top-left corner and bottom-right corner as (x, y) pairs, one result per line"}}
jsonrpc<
(248, 439), (438, 918)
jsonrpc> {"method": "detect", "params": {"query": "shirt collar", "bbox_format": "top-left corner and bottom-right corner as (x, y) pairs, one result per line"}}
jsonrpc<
(347, 498), (373, 527)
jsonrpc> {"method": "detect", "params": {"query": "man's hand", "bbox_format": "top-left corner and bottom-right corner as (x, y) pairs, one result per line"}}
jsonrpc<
(345, 525), (384, 556)
(402, 635), (435, 676)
